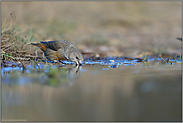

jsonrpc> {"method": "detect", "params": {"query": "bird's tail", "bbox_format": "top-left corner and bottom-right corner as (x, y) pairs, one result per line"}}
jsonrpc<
(29, 42), (40, 46)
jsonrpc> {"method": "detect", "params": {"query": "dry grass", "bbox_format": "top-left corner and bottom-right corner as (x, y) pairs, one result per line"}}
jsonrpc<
(1, 1), (182, 59)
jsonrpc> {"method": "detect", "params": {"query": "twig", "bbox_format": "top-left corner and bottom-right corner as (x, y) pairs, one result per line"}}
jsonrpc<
(1, 42), (15, 51)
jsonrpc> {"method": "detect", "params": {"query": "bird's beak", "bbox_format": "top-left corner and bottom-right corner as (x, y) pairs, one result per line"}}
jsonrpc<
(75, 60), (82, 66)
(79, 60), (83, 66)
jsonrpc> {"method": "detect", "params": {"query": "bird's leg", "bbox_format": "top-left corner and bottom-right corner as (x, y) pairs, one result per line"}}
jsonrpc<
(53, 60), (64, 67)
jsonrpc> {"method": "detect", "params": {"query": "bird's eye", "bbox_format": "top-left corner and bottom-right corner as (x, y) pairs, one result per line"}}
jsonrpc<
(76, 56), (79, 59)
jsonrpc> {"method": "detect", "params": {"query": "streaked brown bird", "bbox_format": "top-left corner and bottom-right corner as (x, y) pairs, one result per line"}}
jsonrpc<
(30, 40), (83, 66)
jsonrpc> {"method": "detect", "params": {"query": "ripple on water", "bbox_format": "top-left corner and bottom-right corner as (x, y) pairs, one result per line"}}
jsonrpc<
(1, 56), (181, 75)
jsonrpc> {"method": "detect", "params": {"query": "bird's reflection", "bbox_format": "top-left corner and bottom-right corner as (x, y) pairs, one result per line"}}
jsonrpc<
(43, 65), (82, 88)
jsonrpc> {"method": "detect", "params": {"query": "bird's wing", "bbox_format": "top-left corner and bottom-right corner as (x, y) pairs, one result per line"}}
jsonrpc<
(40, 40), (74, 51)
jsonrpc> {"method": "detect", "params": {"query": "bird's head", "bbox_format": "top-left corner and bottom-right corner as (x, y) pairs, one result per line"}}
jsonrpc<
(69, 50), (83, 66)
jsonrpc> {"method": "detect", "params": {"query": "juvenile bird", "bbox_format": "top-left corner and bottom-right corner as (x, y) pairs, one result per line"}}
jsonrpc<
(30, 40), (83, 66)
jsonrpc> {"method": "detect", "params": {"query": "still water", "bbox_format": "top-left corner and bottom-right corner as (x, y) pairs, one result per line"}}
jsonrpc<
(1, 61), (182, 122)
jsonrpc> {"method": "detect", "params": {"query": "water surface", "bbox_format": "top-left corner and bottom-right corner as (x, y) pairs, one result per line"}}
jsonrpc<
(1, 59), (182, 122)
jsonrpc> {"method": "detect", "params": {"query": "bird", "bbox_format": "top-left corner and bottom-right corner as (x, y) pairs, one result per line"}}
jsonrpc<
(30, 40), (83, 66)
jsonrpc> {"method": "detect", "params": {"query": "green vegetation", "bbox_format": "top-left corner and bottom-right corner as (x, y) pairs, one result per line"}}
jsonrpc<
(1, 13), (37, 61)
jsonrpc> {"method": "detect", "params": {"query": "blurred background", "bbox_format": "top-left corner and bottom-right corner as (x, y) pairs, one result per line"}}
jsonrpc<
(1, 2), (182, 121)
(2, 1), (182, 57)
